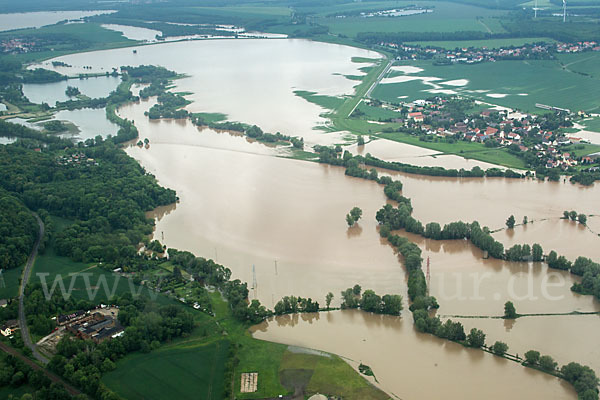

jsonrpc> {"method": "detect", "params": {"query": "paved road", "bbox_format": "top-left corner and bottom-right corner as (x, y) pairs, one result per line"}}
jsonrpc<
(0, 341), (82, 397)
(347, 58), (393, 118)
(18, 213), (49, 364)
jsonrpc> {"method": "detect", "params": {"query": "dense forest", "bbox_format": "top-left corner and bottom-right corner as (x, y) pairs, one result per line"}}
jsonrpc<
(0, 123), (177, 264)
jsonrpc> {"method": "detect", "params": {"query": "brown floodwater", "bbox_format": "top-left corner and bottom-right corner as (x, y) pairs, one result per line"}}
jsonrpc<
(251, 310), (576, 400)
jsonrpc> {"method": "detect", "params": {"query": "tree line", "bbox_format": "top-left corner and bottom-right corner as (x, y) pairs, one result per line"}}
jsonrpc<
(313, 146), (524, 181)
(0, 193), (38, 270)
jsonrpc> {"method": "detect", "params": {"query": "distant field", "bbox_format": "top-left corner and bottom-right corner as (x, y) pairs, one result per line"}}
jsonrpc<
(372, 59), (600, 113)
(1, 22), (135, 62)
(103, 340), (229, 400)
(316, 1), (508, 37)
(192, 5), (291, 17)
(407, 37), (555, 49)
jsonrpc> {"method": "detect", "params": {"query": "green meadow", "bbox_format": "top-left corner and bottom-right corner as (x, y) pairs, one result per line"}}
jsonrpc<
(557, 52), (600, 78)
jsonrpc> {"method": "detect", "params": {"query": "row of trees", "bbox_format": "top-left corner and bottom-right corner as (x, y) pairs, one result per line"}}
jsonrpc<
(274, 295), (319, 315)
(524, 352), (599, 399)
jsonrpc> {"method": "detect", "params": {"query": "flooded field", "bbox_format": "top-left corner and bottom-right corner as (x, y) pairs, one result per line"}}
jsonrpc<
(30, 38), (599, 400)
(252, 310), (576, 400)
(349, 138), (503, 170)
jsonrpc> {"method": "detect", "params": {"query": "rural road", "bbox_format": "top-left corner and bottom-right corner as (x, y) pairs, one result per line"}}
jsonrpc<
(18, 213), (49, 364)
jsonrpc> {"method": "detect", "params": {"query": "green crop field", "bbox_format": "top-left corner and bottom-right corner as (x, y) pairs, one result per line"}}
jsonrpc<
(103, 340), (229, 400)
(557, 52), (600, 78)
(371, 59), (600, 113)
(407, 37), (555, 50)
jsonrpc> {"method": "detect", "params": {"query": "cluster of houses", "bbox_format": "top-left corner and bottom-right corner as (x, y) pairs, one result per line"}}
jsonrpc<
(0, 319), (18, 337)
(383, 41), (599, 64)
(556, 41), (600, 53)
(56, 153), (98, 167)
(372, 96), (599, 170)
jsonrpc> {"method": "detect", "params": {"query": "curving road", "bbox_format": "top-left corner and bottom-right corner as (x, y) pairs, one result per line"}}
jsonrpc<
(18, 213), (49, 364)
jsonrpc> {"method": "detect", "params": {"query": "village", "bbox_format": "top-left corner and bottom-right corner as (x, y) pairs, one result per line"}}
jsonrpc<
(364, 95), (600, 171)
(383, 41), (600, 64)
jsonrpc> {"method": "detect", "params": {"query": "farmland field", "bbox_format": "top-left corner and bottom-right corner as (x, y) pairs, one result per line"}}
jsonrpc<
(371, 59), (600, 112)
(103, 340), (230, 400)
(314, 1), (508, 37)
